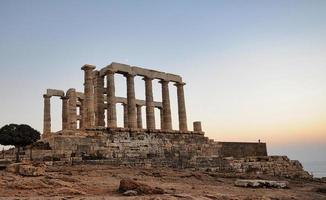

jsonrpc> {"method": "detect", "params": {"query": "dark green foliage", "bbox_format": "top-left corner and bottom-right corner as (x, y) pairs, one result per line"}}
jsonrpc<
(0, 124), (40, 147)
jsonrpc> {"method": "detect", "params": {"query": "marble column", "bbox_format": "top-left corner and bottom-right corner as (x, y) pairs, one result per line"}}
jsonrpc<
(122, 103), (128, 128)
(106, 70), (117, 128)
(158, 107), (164, 130)
(160, 80), (172, 130)
(43, 95), (51, 134)
(143, 77), (155, 130)
(79, 99), (84, 129)
(81, 64), (96, 128)
(136, 105), (143, 129)
(175, 82), (188, 131)
(94, 72), (105, 127)
(61, 96), (69, 130)
(68, 89), (77, 130)
(126, 73), (137, 128)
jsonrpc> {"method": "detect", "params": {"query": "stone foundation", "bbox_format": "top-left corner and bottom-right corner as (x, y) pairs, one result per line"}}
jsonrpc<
(15, 129), (310, 179)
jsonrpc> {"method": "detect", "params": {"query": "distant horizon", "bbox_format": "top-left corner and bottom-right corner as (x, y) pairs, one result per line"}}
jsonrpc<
(0, 0), (325, 167)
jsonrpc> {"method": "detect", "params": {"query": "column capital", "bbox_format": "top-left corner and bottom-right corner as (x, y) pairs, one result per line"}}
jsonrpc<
(159, 79), (169, 84)
(81, 64), (96, 71)
(106, 69), (115, 75)
(43, 94), (51, 99)
(124, 72), (136, 78)
(174, 82), (186, 87)
(142, 76), (154, 81)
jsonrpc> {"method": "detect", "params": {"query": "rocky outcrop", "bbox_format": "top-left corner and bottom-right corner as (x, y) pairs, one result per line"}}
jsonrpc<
(6, 163), (45, 177)
(226, 156), (312, 179)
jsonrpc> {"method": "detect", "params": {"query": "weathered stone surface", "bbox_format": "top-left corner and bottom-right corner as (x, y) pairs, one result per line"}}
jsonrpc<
(118, 179), (164, 195)
(6, 163), (20, 174)
(234, 179), (288, 188)
(123, 190), (138, 196)
(7, 163), (45, 177)
(46, 89), (64, 97)
(18, 164), (45, 176)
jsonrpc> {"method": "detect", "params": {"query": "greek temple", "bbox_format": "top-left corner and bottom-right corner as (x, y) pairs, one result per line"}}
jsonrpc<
(42, 62), (202, 137)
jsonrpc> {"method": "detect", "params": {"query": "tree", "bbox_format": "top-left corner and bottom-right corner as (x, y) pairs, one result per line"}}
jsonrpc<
(0, 124), (40, 162)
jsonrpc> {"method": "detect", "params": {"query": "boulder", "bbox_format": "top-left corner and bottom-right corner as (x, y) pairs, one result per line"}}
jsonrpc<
(235, 179), (288, 188)
(123, 190), (138, 196)
(6, 163), (45, 177)
(118, 179), (164, 195)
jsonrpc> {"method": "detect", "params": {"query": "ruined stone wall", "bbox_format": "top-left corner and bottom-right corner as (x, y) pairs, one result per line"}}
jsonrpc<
(32, 130), (267, 165)
(218, 142), (267, 158)
(20, 130), (312, 179)
(188, 155), (311, 179)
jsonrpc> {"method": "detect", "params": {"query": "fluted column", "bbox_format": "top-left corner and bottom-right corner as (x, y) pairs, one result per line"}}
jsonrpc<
(79, 99), (84, 129)
(175, 82), (188, 131)
(122, 103), (128, 128)
(81, 64), (96, 128)
(158, 107), (164, 129)
(94, 72), (105, 127)
(136, 105), (142, 129)
(68, 89), (77, 130)
(61, 96), (69, 130)
(106, 70), (117, 128)
(125, 73), (137, 128)
(160, 80), (172, 130)
(143, 77), (155, 130)
(43, 95), (51, 134)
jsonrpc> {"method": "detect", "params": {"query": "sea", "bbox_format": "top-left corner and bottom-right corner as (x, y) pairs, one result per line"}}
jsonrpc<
(302, 161), (326, 178)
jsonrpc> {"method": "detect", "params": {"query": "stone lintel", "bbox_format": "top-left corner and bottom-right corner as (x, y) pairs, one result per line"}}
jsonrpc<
(99, 62), (183, 83)
(46, 89), (65, 97)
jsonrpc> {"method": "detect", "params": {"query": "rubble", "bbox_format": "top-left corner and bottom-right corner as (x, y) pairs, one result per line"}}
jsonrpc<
(118, 178), (165, 195)
(234, 179), (288, 188)
(6, 163), (45, 177)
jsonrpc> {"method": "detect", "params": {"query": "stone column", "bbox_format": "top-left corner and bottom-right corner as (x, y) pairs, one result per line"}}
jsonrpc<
(61, 96), (69, 130)
(175, 82), (188, 131)
(158, 107), (164, 129)
(81, 64), (96, 128)
(43, 95), (51, 134)
(122, 103), (128, 128)
(193, 121), (202, 132)
(79, 99), (84, 129)
(160, 80), (172, 130)
(143, 77), (155, 130)
(68, 89), (77, 130)
(94, 71), (105, 127)
(136, 105), (142, 129)
(106, 70), (117, 128)
(125, 73), (137, 128)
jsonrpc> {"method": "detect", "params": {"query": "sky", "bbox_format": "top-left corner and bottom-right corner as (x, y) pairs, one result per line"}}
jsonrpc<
(0, 0), (325, 164)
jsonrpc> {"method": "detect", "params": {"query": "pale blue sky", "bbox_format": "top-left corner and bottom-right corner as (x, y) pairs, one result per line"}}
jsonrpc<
(0, 0), (326, 164)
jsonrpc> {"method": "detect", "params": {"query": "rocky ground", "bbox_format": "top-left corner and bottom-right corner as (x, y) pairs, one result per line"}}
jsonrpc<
(0, 164), (325, 200)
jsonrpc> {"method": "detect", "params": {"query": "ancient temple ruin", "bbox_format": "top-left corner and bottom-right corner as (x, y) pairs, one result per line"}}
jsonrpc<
(42, 62), (202, 137)
(16, 62), (302, 179)
(36, 61), (273, 164)
(18, 61), (310, 179)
